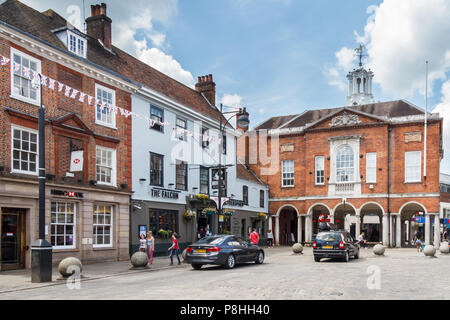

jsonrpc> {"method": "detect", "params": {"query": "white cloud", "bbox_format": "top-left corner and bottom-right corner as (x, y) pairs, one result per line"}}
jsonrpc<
(325, 47), (356, 91)
(434, 81), (450, 174)
(220, 94), (242, 110)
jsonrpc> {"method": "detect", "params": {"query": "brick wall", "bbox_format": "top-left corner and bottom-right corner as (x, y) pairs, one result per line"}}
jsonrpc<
(0, 39), (132, 189)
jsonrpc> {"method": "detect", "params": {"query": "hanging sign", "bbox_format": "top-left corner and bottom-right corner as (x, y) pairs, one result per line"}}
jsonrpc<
(70, 150), (84, 172)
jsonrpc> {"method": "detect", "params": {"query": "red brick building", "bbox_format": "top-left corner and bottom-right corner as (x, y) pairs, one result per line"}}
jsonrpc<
(244, 67), (444, 248)
(0, 1), (137, 270)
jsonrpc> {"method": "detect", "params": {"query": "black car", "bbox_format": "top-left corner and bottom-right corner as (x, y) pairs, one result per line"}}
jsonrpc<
(185, 235), (265, 270)
(313, 230), (360, 262)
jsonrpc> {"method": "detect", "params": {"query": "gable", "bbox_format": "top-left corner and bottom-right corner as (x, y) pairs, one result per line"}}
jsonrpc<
(52, 113), (93, 135)
(308, 109), (386, 130)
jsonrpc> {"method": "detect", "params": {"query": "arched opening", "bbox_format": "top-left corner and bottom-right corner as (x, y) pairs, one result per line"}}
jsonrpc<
(359, 202), (384, 243)
(333, 202), (357, 238)
(357, 78), (361, 93)
(399, 202), (427, 248)
(309, 204), (331, 239)
(278, 206), (298, 246)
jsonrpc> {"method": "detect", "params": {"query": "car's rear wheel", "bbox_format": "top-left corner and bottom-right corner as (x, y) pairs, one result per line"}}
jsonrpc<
(255, 251), (264, 264)
(314, 256), (321, 262)
(225, 254), (236, 269)
(191, 264), (203, 270)
(343, 251), (350, 262)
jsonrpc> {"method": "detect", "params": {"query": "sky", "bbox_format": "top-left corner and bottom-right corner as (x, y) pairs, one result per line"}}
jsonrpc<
(14, 0), (450, 174)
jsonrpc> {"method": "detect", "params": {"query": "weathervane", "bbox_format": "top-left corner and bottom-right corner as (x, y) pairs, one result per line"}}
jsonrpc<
(355, 44), (367, 67)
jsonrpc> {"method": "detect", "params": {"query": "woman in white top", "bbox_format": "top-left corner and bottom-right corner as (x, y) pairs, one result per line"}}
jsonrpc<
(146, 231), (155, 265)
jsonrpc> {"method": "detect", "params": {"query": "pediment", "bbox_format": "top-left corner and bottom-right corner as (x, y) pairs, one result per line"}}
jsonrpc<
(307, 108), (387, 130)
(52, 113), (93, 135)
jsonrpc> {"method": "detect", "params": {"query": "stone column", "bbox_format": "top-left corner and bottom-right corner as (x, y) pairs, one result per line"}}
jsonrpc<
(297, 215), (302, 244)
(389, 215), (394, 246)
(425, 214), (431, 245)
(305, 215), (312, 242)
(274, 216), (280, 246)
(355, 215), (361, 239)
(434, 214), (440, 248)
(396, 214), (401, 248)
(382, 214), (389, 246)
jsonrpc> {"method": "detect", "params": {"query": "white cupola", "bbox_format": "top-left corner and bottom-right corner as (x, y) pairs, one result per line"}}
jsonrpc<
(345, 45), (374, 106)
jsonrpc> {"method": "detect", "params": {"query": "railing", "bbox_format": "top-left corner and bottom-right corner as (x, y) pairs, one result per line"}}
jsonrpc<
(335, 182), (355, 193)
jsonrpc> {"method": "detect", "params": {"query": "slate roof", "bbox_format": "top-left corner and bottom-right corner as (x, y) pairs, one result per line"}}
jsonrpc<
(0, 0), (230, 127)
(255, 100), (427, 130)
(236, 162), (266, 186)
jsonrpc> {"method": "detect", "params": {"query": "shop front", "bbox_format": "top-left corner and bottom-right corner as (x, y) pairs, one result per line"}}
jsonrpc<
(0, 178), (131, 271)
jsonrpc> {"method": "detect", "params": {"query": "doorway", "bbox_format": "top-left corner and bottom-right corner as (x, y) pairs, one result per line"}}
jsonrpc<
(1, 208), (26, 271)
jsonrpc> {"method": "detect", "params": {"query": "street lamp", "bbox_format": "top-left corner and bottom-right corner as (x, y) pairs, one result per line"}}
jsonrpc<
(31, 74), (52, 283)
(216, 104), (249, 234)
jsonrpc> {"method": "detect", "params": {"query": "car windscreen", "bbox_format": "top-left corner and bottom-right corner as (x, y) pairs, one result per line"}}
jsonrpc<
(195, 236), (225, 245)
(316, 233), (342, 241)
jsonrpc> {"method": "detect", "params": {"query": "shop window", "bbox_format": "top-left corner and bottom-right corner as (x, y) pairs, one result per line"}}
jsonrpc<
(149, 209), (178, 237)
(51, 202), (76, 249)
(93, 205), (113, 247)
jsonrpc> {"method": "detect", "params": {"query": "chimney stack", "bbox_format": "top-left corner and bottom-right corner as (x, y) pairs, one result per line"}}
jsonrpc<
(195, 74), (216, 106)
(86, 3), (112, 50)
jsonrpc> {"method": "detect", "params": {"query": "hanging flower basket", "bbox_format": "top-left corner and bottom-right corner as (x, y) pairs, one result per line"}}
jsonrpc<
(184, 210), (196, 222)
(195, 194), (210, 205)
(202, 207), (217, 216)
(257, 212), (268, 220)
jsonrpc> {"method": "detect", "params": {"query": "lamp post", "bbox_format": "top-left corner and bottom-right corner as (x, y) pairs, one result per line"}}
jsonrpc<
(31, 74), (52, 283)
(216, 104), (249, 234)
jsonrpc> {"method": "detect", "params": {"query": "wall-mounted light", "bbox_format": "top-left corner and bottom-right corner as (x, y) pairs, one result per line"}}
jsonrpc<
(89, 180), (97, 186)
(360, 154), (363, 159)
(378, 168), (382, 171)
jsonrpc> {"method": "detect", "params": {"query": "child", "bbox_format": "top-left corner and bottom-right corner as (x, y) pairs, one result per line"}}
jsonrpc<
(415, 237), (422, 252)
(139, 233), (147, 253)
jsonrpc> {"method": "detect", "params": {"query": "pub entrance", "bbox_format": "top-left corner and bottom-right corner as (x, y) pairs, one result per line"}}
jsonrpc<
(1, 208), (26, 271)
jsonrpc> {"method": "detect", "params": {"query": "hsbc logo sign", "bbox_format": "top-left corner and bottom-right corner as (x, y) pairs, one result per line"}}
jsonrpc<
(51, 189), (84, 199)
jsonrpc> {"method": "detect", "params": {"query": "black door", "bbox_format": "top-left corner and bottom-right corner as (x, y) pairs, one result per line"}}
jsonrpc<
(1, 208), (25, 271)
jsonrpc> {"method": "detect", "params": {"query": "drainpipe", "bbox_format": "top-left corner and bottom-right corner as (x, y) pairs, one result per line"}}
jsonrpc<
(387, 124), (392, 247)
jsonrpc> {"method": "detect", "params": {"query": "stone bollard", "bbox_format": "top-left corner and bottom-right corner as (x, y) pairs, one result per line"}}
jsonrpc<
(439, 242), (449, 254)
(58, 257), (83, 278)
(292, 243), (303, 254)
(373, 244), (385, 256)
(423, 245), (436, 257)
(131, 251), (149, 268)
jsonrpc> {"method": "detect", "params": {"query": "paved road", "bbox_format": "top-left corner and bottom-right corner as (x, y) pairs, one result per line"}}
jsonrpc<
(1, 247), (449, 300)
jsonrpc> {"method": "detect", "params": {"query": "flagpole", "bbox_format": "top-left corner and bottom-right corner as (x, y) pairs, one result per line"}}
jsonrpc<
(424, 61), (428, 179)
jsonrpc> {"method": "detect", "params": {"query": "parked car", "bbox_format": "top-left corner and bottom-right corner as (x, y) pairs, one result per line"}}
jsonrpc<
(185, 235), (265, 270)
(313, 230), (360, 262)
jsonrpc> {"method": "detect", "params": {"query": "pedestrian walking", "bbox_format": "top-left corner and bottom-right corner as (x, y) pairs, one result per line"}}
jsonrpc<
(199, 228), (206, 239)
(250, 228), (259, 245)
(415, 236), (423, 252)
(139, 233), (147, 253)
(146, 231), (155, 265)
(205, 226), (212, 237)
(168, 232), (181, 265)
(267, 229), (274, 247)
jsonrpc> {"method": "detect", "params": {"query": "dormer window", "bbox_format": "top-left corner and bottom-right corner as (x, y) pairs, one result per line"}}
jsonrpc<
(67, 31), (87, 58)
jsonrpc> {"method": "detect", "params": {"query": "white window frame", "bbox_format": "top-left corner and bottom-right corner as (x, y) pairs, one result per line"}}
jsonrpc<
(93, 204), (114, 248)
(96, 146), (117, 187)
(281, 160), (295, 187)
(336, 145), (355, 183)
(366, 152), (377, 183)
(315, 156), (325, 185)
(405, 151), (422, 183)
(67, 31), (87, 58)
(51, 202), (76, 250)
(175, 117), (187, 141)
(11, 125), (38, 176)
(10, 47), (42, 106)
(95, 83), (116, 129)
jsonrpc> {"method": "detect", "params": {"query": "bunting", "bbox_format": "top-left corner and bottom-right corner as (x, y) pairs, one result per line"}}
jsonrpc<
(0, 54), (224, 145)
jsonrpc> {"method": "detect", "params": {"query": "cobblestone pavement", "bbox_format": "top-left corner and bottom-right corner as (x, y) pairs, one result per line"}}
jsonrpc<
(1, 247), (449, 300)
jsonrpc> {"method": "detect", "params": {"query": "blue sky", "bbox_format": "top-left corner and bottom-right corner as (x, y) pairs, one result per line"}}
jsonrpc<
(16, 0), (450, 173)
